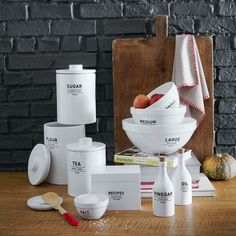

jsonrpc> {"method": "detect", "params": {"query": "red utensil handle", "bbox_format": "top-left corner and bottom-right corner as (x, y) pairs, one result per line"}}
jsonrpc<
(63, 213), (79, 226)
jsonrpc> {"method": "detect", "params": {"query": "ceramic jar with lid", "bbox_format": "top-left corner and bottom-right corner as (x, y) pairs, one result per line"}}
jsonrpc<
(44, 122), (85, 185)
(56, 64), (96, 125)
(66, 137), (106, 197)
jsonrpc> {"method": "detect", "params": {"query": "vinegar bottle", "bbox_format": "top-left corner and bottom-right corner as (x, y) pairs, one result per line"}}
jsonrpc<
(153, 156), (175, 217)
(171, 148), (192, 205)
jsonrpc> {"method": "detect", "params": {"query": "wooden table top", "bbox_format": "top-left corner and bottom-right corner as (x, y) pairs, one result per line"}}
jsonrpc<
(0, 172), (236, 236)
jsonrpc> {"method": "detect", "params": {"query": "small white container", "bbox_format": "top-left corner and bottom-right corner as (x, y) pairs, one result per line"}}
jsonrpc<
(122, 117), (196, 154)
(66, 137), (106, 197)
(91, 165), (141, 210)
(56, 64), (96, 125)
(146, 82), (179, 109)
(130, 105), (186, 125)
(44, 122), (85, 185)
(74, 193), (109, 220)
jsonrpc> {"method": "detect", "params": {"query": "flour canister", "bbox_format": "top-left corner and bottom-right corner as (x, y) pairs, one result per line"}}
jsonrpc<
(44, 122), (85, 185)
(56, 64), (96, 125)
(66, 137), (106, 197)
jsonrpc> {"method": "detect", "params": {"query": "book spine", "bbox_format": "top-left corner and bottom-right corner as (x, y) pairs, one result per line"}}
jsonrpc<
(114, 155), (176, 167)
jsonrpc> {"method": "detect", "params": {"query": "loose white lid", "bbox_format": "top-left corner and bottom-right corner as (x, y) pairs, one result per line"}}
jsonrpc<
(66, 137), (105, 152)
(92, 165), (141, 182)
(28, 144), (51, 185)
(56, 64), (96, 74)
(27, 195), (63, 211)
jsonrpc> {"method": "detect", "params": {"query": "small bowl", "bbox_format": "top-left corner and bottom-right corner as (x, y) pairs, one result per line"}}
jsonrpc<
(74, 193), (109, 220)
(130, 105), (186, 125)
(122, 117), (196, 154)
(146, 82), (179, 109)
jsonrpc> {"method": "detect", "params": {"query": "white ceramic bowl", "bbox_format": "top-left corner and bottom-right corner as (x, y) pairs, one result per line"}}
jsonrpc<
(146, 82), (179, 109)
(122, 117), (196, 154)
(74, 193), (109, 220)
(130, 105), (186, 125)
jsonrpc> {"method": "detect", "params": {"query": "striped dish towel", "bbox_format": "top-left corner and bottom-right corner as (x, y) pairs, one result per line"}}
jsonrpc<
(172, 34), (209, 126)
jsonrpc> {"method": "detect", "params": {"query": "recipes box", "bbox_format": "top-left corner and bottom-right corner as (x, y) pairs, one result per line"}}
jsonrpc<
(91, 165), (141, 210)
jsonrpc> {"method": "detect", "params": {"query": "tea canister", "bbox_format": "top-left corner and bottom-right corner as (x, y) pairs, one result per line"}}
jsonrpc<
(44, 122), (85, 185)
(66, 137), (106, 197)
(56, 64), (96, 125)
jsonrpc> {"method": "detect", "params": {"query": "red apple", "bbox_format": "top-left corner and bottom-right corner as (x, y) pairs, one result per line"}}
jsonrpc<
(133, 94), (150, 108)
(149, 93), (164, 105)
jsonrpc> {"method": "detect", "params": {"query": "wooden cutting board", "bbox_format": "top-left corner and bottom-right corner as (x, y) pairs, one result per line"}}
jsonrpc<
(112, 15), (214, 162)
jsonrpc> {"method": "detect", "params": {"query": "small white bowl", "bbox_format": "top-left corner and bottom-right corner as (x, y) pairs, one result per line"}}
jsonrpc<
(146, 82), (179, 109)
(74, 193), (109, 220)
(122, 117), (196, 154)
(130, 105), (186, 125)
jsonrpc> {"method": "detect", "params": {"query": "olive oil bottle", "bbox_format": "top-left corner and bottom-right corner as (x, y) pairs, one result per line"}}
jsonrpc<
(171, 148), (192, 205)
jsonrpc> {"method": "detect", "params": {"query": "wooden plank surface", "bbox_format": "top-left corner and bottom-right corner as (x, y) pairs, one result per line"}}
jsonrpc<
(113, 15), (214, 162)
(0, 173), (236, 236)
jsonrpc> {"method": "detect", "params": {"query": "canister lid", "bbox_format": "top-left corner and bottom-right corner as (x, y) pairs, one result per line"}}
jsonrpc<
(28, 144), (51, 185)
(56, 64), (96, 74)
(66, 137), (105, 152)
(27, 195), (63, 211)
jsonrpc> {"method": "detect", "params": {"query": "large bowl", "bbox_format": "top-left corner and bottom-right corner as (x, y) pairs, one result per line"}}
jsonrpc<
(146, 82), (179, 109)
(130, 105), (186, 125)
(122, 117), (196, 154)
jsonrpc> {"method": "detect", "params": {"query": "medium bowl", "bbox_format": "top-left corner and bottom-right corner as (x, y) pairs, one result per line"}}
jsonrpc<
(130, 105), (186, 125)
(74, 193), (109, 220)
(146, 82), (179, 109)
(122, 117), (196, 154)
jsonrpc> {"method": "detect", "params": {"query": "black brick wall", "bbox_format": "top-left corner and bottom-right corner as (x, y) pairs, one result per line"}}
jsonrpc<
(0, 0), (235, 171)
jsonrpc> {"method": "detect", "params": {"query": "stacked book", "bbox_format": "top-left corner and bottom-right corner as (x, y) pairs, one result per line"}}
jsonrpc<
(114, 147), (215, 197)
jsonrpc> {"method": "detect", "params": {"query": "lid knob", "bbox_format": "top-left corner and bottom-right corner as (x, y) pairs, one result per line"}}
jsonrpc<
(29, 159), (39, 171)
(159, 156), (167, 162)
(177, 148), (185, 154)
(79, 137), (93, 146)
(69, 64), (83, 71)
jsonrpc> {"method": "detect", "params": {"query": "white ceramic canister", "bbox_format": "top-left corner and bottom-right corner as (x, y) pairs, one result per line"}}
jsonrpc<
(66, 137), (106, 197)
(44, 122), (85, 185)
(56, 64), (96, 125)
